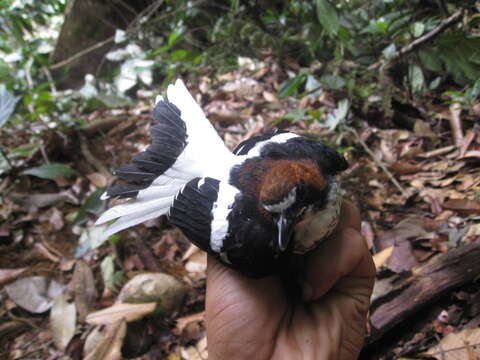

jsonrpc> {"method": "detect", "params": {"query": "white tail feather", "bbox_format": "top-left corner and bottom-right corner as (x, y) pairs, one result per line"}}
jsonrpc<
(96, 195), (173, 225)
(100, 206), (169, 241)
(98, 79), (237, 239)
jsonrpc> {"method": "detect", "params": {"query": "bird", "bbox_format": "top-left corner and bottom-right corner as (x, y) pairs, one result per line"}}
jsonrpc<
(96, 79), (348, 277)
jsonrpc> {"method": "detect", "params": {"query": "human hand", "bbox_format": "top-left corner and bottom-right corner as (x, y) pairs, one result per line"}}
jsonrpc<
(205, 200), (375, 360)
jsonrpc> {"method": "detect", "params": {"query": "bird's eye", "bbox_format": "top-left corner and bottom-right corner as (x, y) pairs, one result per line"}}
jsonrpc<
(295, 206), (307, 220)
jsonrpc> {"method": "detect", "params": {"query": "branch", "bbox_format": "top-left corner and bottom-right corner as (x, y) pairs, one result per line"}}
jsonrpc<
(49, 0), (165, 71)
(368, 9), (464, 71)
(367, 241), (480, 344)
(346, 126), (409, 198)
(49, 36), (115, 70)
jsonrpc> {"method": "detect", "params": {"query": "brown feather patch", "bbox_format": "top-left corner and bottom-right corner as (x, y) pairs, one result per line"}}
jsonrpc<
(259, 160), (326, 206)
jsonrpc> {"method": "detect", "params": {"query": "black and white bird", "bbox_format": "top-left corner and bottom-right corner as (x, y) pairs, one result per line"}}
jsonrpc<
(96, 79), (348, 277)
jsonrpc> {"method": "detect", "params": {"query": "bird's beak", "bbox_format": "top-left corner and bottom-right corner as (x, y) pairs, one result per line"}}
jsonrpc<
(276, 212), (291, 252)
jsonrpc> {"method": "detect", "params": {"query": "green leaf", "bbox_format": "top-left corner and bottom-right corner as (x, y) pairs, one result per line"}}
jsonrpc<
(382, 43), (397, 60)
(408, 64), (425, 93)
(319, 74), (345, 90)
(0, 85), (21, 128)
(75, 226), (108, 258)
(412, 22), (424, 37)
(101, 255), (122, 291)
(0, 150), (11, 175)
(101, 255), (115, 290)
(9, 144), (39, 159)
(429, 77), (442, 90)
(170, 49), (188, 62)
(22, 163), (74, 179)
(167, 28), (185, 46)
(375, 20), (389, 34)
(284, 109), (306, 122)
(73, 189), (105, 225)
(315, 0), (339, 36)
(323, 99), (350, 131)
(305, 75), (322, 97)
(419, 50), (442, 72)
(84, 189), (105, 214)
(278, 73), (307, 98)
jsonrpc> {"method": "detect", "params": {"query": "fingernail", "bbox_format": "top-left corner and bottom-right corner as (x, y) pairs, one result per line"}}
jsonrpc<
(302, 282), (313, 301)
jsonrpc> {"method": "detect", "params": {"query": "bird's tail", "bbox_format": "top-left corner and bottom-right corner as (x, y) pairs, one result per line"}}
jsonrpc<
(95, 79), (234, 239)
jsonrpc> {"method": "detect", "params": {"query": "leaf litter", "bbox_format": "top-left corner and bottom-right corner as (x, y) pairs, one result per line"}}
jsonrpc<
(1, 57), (480, 359)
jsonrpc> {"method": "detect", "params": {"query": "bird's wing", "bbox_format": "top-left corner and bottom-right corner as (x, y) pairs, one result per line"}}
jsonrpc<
(96, 79), (237, 239)
(168, 177), (240, 256)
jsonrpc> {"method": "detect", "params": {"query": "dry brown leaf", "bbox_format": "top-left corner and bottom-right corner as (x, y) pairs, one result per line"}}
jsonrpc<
(457, 174), (476, 191)
(421, 188), (464, 205)
(73, 260), (98, 322)
(50, 207), (64, 231)
(117, 273), (187, 316)
(86, 302), (157, 326)
(262, 91), (277, 102)
(182, 244), (201, 262)
(424, 327), (480, 359)
(0, 321), (29, 339)
(380, 138), (397, 164)
(84, 320), (127, 360)
(373, 246), (394, 270)
(87, 172), (108, 188)
(361, 221), (375, 250)
(366, 191), (385, 211)
(11, 192), (71, 209)
(465, 223), (480, 238)
(208, 110), (245, 124)
(414, 119), (436, 138)
(175, 312), (205, 335)
(389, 161), (422, 175)
(185, 252), (207, 274)
(388, 241), (420, 273)
(50, 293), (76, 351)
(5, 276), (64, 313)
(375, 217), (428, 252)
(180, 336), (208, 360)
(443, 199), (480, 214)
(461, 150), (480, 159)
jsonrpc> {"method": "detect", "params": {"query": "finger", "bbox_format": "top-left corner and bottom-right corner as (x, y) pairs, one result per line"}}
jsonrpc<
(206, 254), (284, 306)
(334, 199), (361, 233)
(302, 202), (375, 301)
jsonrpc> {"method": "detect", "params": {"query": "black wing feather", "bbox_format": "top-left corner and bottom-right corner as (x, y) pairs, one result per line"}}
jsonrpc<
(168, 177), (220, 251)
(106, 99), (188, 199)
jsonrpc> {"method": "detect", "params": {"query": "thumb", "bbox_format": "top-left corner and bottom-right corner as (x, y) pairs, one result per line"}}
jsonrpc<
(301, 201), (375, 301)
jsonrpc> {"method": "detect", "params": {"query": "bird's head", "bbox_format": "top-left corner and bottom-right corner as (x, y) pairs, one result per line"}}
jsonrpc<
(258, 159), (331, 253)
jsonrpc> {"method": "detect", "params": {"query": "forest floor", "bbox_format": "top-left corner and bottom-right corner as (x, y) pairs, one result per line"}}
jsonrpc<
(1, 59), (480, 360)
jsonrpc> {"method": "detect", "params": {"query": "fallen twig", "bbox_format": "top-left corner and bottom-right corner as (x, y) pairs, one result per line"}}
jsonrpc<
(346, 126), (409, 198)
(79, 134), (112, 180)
(418, 145), (456, 158)
(368, 9), (464, 71)
(80, 116), (127, 136)
(449, 103), (464, 148)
